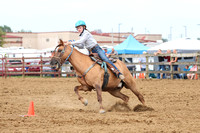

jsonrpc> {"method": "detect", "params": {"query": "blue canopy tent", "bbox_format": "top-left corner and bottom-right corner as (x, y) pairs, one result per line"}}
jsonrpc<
(109, 35), (149, 54)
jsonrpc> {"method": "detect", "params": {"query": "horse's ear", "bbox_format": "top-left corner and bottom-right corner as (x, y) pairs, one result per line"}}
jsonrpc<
(59, 39), (64, 46)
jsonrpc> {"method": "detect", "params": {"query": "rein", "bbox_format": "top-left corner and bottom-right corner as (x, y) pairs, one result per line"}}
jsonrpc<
(65, 45), (74, 61)
(53, 43), (97, 87)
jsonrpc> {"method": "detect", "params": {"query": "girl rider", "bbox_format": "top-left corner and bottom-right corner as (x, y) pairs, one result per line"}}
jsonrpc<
(66, 20), (125, 80)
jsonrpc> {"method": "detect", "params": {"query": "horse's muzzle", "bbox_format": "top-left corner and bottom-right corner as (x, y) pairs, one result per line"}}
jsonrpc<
(50, 58), (61, 70)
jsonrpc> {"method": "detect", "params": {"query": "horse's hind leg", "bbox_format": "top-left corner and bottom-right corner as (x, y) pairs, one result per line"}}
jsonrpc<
(108, 89), (129, 103)
(74, 85), (89, 106)
(125, 81), (145, 105)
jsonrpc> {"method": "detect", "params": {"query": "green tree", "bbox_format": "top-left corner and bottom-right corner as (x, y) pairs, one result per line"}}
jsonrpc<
(162, 38), (168, 42)
(18, 29), (32, 33)
(0, 28), (6, 47)
(0, 25), (12, 47)
(0, 25), (12, 32)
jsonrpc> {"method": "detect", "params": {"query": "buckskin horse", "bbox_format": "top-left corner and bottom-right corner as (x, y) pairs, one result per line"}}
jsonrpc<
(50, 39), (145, 113)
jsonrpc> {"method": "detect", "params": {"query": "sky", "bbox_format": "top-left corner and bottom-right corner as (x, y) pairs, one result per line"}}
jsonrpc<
(1, 0), (200, 40)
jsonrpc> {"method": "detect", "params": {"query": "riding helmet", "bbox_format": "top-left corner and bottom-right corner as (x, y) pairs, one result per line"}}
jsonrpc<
(75, 20), (86, 28)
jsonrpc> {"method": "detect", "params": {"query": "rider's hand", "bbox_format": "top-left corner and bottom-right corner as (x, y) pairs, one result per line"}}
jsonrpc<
(67, 42), (72, 45)
(65, 42), (72, 45)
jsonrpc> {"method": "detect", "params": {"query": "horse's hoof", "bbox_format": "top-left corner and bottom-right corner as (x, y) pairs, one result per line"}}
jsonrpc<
(82, 99), (88, 106)
(99, 109), (106, 114)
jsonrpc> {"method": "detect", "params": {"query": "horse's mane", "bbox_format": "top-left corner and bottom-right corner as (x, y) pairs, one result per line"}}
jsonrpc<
(54, 39), (64, 51)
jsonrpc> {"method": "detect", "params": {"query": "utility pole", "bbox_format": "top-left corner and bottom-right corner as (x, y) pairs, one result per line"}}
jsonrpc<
(197, 24), (200, 39)
(118, 23), (122, 43)
(183, 26), (187, 38)
(170, 26), (173, 41)
(112, 28), (113, 44)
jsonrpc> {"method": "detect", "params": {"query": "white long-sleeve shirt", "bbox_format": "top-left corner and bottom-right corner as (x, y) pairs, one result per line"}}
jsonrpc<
(71, 30), (97, 50)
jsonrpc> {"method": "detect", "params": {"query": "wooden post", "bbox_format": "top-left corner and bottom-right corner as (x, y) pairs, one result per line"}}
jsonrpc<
(40, 55), (43, 77)
(4, 56), (7, 79)
(1, 56), (5, 79)
(197, 52), (200, 80)
(22, 56), (25, 78)
(170, 56), (173, 79)
(145, 55), (149, 79)
(122, 54), (125, 63)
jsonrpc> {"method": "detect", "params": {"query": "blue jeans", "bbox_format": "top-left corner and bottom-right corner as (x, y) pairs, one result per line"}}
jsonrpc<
(157, 65), (165, 79)
(180, 73), (187, 79)
(173, 65), (180, 79)
(91, 45), (121, 74)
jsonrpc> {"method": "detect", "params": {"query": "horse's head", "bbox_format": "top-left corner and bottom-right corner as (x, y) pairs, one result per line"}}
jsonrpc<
(50, 39), (68, 70)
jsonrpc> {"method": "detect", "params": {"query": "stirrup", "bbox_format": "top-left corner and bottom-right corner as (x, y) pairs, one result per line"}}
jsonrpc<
(118, 82), (123, 87)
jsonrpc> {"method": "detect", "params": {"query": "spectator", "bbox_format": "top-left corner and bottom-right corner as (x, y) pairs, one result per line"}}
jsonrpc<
(25, 62), (30, 72)
(107, 48), (118, 57)
(103, 48), (109, 57)
(164, 49), (171, 70)
(139, 51), (147, 71)
(107, 48), (118, 61)
(154, 49), (165, 79)
(181, 65), (190, 79)
(169, 49), (180, 79)
(189, 64), (193, 69)
(187, 65), (197, 80)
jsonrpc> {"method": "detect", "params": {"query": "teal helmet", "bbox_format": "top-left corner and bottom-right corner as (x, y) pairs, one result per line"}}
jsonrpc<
(75, 20), (86, 28)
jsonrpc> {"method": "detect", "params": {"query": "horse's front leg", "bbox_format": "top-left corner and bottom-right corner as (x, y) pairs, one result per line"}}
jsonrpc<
(74, 85), (89, 106)
(95, 84), (105, 114)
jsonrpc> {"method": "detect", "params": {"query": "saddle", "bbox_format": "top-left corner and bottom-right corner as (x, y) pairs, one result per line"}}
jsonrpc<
(89, 53), (119, 90)
(89, 53), (118, 62)
(89, 53), (118, 75)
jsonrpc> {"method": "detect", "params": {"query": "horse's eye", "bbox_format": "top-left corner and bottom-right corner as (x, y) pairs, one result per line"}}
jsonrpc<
(58, 49), (62, 52)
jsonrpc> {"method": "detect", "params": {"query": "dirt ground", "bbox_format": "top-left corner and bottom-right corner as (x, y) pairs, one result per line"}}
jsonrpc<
(0, 77), (200, 133)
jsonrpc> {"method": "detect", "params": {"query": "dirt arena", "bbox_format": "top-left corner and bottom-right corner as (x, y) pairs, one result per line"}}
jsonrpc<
(0, 78), (200, 132)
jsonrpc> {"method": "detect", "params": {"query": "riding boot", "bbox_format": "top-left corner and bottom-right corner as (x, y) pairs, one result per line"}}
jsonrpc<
(106, 63), (125, 80)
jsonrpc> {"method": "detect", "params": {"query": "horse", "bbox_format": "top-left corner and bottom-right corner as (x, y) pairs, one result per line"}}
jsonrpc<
(50, 39), (145, 113)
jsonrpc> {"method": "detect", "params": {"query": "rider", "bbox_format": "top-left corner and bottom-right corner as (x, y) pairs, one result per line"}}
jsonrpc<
(66, 20), (125, 80)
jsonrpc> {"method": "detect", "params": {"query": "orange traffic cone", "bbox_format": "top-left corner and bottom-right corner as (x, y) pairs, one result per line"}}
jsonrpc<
(139, 73), (145, 79)
(27, 101), (35, 116)
(22, 101), (35, 117)
(141, 73), (145, 79)
(195, 73), (198, 80)
(20, 101), (36, 117)
(139, 73), (141, 79)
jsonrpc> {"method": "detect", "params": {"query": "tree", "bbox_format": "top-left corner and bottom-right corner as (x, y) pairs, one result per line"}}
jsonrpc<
(18, 29), (32, 33)
(162, 38), (168, 42)
(0, 25), (13, 47)
(0, 28), (6, 47)
(0, 25), (12, 32)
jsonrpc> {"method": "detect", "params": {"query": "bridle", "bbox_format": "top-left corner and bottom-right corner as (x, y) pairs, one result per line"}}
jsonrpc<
(52, 44), (74, 67)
